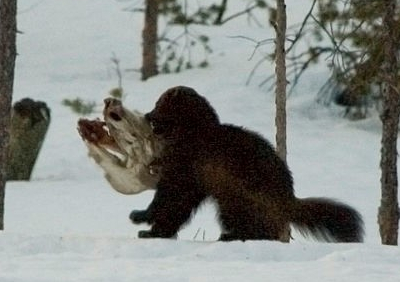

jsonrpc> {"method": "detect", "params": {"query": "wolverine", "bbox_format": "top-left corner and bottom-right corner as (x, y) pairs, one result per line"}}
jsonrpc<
(129, 86), (364, 242)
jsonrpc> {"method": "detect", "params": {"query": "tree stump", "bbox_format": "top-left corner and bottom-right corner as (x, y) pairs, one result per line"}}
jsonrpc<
(6, 98), (51, 181)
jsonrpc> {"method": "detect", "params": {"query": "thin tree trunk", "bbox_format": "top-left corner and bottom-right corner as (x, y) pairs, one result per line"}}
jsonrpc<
(0, 0), (17, 230)
(142, 0), (159, 81)
(274, 0), (289, 242)
(274, 0), (287, 164)
(378, 0), (400, 246)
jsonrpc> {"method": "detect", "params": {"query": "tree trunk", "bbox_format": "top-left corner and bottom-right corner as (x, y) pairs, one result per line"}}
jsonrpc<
(378, 0), (400, 246)
(0, 0), (17, 230)
(274, 0), (289, 242)
(141, 0), (159, 81)
(274, 0), (287, 164)
(7, 98), (51, 181)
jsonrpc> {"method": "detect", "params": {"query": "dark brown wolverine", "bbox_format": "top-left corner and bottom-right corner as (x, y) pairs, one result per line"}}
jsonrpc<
(129, 86), (364, 242)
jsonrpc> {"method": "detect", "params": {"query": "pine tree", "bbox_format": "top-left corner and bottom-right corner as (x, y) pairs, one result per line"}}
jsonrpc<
(313, 0), (400, 115)
(315, 0), (400, 244)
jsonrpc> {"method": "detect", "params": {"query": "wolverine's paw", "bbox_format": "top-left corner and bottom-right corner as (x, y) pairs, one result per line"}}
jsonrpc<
(138, 230), (156, 238)
(219, 233), (246, 242)
(137, 228), (177, 239)
(129, 210), (150, 224)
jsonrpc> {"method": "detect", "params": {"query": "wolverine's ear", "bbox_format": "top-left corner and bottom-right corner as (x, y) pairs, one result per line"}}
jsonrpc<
(165, 86), (180, 97)
(171, 88), (180, 97)
(170, 85), (190, 98)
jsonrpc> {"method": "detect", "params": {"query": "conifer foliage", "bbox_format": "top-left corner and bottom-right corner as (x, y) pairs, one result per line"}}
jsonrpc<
(313, 0), (400, 117)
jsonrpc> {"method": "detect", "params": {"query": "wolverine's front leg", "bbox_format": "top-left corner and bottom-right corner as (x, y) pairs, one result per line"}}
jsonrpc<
(129, 209), (150, 224)
(133, 180), (207, 239)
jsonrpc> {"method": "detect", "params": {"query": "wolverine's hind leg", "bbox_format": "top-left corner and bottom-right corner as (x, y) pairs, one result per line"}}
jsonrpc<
(217, 195), (288, 241)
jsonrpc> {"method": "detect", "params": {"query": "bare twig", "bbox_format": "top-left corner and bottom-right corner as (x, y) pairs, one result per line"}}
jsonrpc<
(247, 56), (269, 86)
(286, 0), (317, 54)
(193, 228), (201, 240)
(229, 35), (274, 60)
(219, 3), (259, 25)
(110, 53), (122, 90)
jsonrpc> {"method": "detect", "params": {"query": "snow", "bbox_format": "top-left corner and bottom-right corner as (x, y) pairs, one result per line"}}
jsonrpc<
(1, 0), (399, 281)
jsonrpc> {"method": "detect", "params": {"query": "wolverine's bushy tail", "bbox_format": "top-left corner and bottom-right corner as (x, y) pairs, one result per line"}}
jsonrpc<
(290, 198), (364, 242)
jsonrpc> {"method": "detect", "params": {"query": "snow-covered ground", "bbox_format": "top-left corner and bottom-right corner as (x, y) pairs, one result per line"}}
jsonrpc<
(1, 0), (399, 281)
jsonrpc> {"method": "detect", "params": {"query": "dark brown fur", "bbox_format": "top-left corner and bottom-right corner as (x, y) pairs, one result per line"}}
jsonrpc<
(131, 86), (364, 242)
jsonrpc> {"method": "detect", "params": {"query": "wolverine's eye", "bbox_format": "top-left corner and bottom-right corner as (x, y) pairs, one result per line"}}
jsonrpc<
(150, 121), (156, 130)
(150, 120), (162, 132)
(150, 119), (170, 135)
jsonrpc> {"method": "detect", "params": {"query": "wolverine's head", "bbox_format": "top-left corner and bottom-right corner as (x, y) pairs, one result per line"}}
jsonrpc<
(145, 86), (219, 141)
